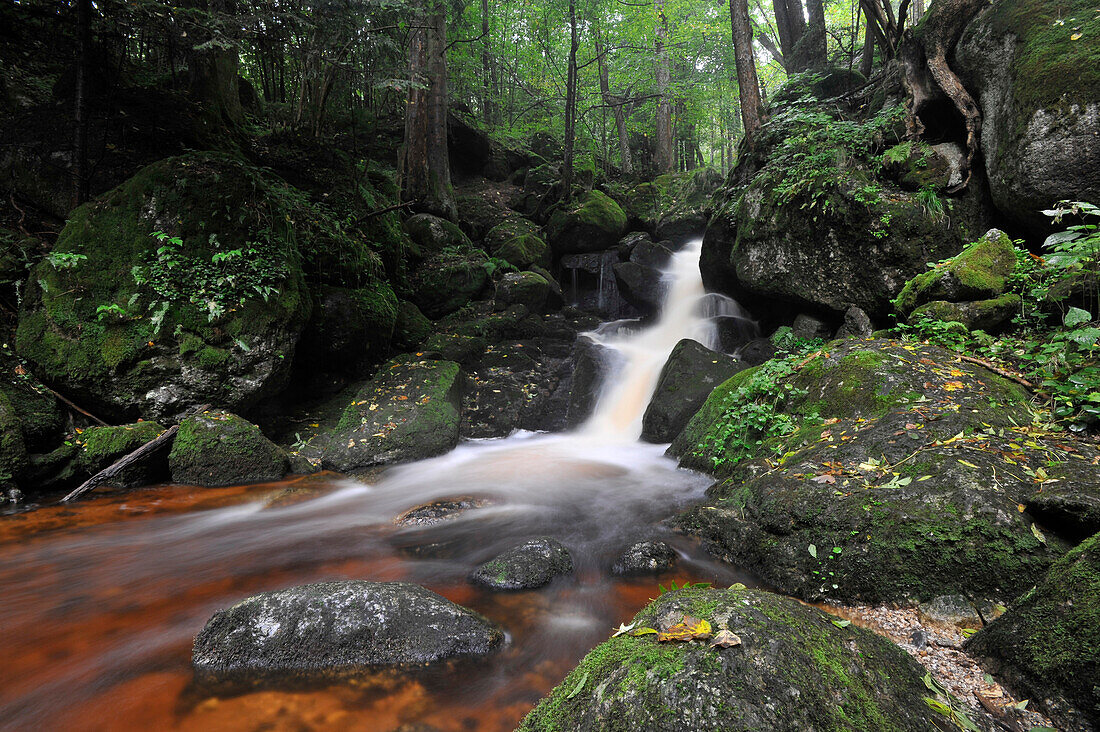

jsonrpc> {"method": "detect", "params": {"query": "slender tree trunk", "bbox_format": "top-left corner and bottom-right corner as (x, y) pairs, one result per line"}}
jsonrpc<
(859, 3), (875, 77)
(730, 0), (763, 146)
(654, 0), (674, 174)
(402, 0), (456, 219)
(187, 0), (244, 128)
(481, 0), (493, 125)
(594, 22), (632, 175)
(562, 0), (579, 202)
(72, 0), (92, 207)
(800, 0), (827, 69)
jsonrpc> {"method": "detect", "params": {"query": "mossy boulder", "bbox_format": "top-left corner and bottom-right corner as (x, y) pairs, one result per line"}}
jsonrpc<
(453, 192), (514, 243)
(653, 168), (722, 245)
(0, 391), (28, 486)
(78, 421), (168, 488)
(703, 170), (964, 317)
(670, 339), (1084, 605)
(319, 358), (463, 472)
(296, 285), (397, 374)
(484, 217), (551, 270)
(967, 532), (1100, 729)
(392, 300), (432, 352)
(909, 295), (1021, 333)
(404, 213), (472, 257)
(169, 409), (289, 486)
(957, 0), (1100, 232)
(409, 247), (490, 319)
(545, 190), (627, 255)
(641, 339), (744, 443)
(894, 229), (1017, 316)
(611, 181), (663, 231)
(15, 153), (320, 421)
(469, 537), (574, 591)
(518, 586), (942, 732)
(0, 347), (64, 452)
(495, 271), (553, 313)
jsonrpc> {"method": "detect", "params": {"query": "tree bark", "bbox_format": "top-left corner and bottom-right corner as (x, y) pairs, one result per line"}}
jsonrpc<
(654, 0), (674, 174)
(481, 0), (493, 125)
(799, 0), (828, 70)
(594, 22), (632, 175)
(72, 0), (92, 208)
(186, 0), (244, 128)
(562, 0), (579, 202)
(730, 0), (763, 146)
(402, 0), (456, 220)
(859, 3), (875, 77)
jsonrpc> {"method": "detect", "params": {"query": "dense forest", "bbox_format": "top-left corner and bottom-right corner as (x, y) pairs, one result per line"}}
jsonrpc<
(1, 0), (1099, 730)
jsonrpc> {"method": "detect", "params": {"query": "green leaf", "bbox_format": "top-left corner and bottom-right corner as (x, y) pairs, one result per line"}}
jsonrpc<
(808, 544), (818, 559)
(832, 619), (851, 628)
(1065, 307), (1093, 327)
(566, 670), (589, 699)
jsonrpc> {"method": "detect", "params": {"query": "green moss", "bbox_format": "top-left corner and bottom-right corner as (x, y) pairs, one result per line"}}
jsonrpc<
(78, 421), (165, 473)
(894, 230), (1016, 315)
(484, 218), (551, 270)
(0, 391), (28, 483)
(169, 408), (287, 486)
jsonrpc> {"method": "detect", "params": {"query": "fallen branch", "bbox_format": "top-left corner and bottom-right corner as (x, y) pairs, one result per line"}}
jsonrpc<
(43, 385), (109, 426)
(359, 200), (415, 220)
(62, 425), (178, 502)
(956, 355), (1035, 390)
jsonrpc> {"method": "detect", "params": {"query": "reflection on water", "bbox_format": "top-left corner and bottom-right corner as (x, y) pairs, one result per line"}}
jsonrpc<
(0, 238), (758, 731)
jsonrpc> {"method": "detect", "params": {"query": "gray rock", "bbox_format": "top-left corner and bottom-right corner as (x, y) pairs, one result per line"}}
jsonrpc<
(567, 337), (617, 427)
(641, 339), (744, 443)
(918, 594), (983, 630)
(469, 537), (574, 590)
(192, 581), (504, 682)
(628, 239), (674, 269)
(736, 337), (778, 367)
(792, 313), (833, 341)
(169, 410), (288, 487)
(612, 261), (664, 315)
(495, 271), (553, 313)
(611, 541), (677, 575)
(836, 306), (874, 339)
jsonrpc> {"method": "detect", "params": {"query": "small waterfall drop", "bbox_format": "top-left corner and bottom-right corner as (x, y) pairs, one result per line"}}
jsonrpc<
(583, 238), (740, 441)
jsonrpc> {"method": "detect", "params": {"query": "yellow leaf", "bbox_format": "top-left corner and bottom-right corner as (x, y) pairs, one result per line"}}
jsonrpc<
(657, 616), (712, 642)
(1071, 32), (1083, 40)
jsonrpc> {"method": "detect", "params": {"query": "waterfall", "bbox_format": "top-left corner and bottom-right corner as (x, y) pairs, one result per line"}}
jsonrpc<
(582, 239), (736, 441)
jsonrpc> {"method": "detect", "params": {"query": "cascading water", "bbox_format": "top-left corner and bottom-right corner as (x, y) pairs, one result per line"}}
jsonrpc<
(0, 237), (756, 732)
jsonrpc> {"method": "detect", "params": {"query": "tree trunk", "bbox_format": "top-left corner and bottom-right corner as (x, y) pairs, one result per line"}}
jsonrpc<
(594, 22), (632, 175)
(859, 4), (876, 77)
(481, 0), (493, 125)
(402, 0), (456, 219)
(654, 0), (674, 174)
(772, 0), (805, 63)
(72, 0), (92, 208)
(799, 0), (828, 70)
(187, 0), (244, 128)
(730, 0), (763, 146)
(562, 0), (580, 202)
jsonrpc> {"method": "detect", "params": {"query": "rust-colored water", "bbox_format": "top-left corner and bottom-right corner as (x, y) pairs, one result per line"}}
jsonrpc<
(0, 439), (752, 732)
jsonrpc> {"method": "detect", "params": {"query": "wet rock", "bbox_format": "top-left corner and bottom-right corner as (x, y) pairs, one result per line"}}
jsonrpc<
(469, 537), (574, 590)
(836, 305), (874, 339)
(628, 238), (674, 269)
(545, 191), (627, 255)
(169, 409), (288, 487)
(395, 497), (488, 527)
(567, 337), (617, 427)
(880, 141), (956, 191)
(319, 359), (464, 472)
(611, 541), (677, 576)
(193, 581), (504, 682)
(409, 247), (490, 319)
(641, 339), (743, 443)
(792, 313), (833, 341)
(616, 231), (653, 261)
(518, 586), (944, 732)
(78, 421), (169, 489)
(297, 285), (397, 374)
(495, 271), (553, 313)
(392, 300), (433, 352)
(736, 337), (777, 367)
(484, 217), (551, 270)
(909, 295), (1021, 334)
(967, 532), (1100, 731)
(612, 261), (663, 316)
(917, 595), (983, 630)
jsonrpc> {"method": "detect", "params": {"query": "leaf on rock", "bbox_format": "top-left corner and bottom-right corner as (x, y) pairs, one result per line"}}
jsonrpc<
(657, 615), (712, 642)
(611, 622), (636, 637)
(566, 670), (589, 699)
(630, 627), (659, 637)
(710, 629), (741, 648)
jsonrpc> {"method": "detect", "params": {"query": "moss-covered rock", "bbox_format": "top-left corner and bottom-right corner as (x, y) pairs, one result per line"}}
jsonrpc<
(404, 213), (472, 257)
(296, 285), (397, 374)
(392, 300), (432, 352)
(409, 247), (490, 319)
(545, 190), (627, 255)
(518, 586), (942, 732)
(319, 358), (463, 472)
(957, 0), (1100, 232)
(894, 229), (1017, 316)
(469, 537), (574, 591)
(0, 346), (64, 452)
(484, 217), (551, 270)
(15, 153), (324, 421)
(495, 271), (553, 313)
(967, 532), (1100, 729)
(654, 168), (722, 245)
(909, 295), (1021, 333)
(169, 409), (288, 486)
(669, 339), (1086, 605)
(0, 391), (27, 486)
(880, 141), (956, 191)
(78, 421), (168, 488)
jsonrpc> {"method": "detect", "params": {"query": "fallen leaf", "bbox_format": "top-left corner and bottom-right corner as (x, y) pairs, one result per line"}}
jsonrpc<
(711, 629), (741, 648)
(630, 627), (658, 636)
(812, 474), (836, 484)
(1031, 523), (1046, 543)
(808, 544), (818, 558)
(832, 619), (851, 629)
(611, 622), (636, 637)
(566, 670), (589, 699)
(657, 615), (712, 642)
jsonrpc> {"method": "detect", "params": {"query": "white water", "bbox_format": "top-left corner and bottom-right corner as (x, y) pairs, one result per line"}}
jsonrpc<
(582, 238), (731, 440)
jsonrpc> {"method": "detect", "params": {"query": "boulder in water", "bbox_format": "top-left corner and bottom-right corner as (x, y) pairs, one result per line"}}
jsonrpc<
(612, 261), (663, 316)
(192, 580), (504, 682)
(518, 586), (944, 732)
(611, 540), (677, 576)
(469, 537), (574, 590)
(169, 409), (288, 487)
(78, 421), (169, 488)
(641, 339), (744, 444)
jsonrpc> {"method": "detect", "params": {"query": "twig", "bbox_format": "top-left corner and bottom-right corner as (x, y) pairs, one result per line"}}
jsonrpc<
(359, 200), (415, 220)
(43, 386), (109, 426)
(62, 425), (178, 502)
(955, 355), (1035, 390)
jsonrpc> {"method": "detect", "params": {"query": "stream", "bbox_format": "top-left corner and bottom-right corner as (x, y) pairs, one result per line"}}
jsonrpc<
(0, 240), (758, 732)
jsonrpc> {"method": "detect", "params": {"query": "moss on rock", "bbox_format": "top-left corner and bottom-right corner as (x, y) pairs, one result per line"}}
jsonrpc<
(77, 421), (168, 488)
(519, 586), (941, 732)
(484, 217), (551, 270)
(0, 391), (28, 486)
(967, 532), (1100, 729)
(409, 247), (490, 319)
(545, 190), (627, 255)
(169, 409), (288, 486)
(392, 300), (433, 351)
(894, 229), (1017, 316)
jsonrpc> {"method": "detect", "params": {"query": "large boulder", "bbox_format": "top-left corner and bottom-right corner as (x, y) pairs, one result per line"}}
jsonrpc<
(967, 532), (1100, 730)
(15, 153), (321, 421)
(319, 358), (463, 472)
(654, 168), (722, 245)
(546, 190), (627, 255)
(671, 339), (1091, 605)
(641, 339), (743, 443)
(909, 295), (1021, 333)
(296, 285), (397, 374)
(193, 581), (504, 683)
(612, 261), (663, 316)
(404, 213), (472, 256)
(469, 537), (574, 591)
(409, 247), (490, 319)
(518, 586), (943, 732)
(957, 0), (1100, 233)
(494, 271), (554, 313)
(0, 392), (28, 489)
(169, 409), (288, 486)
